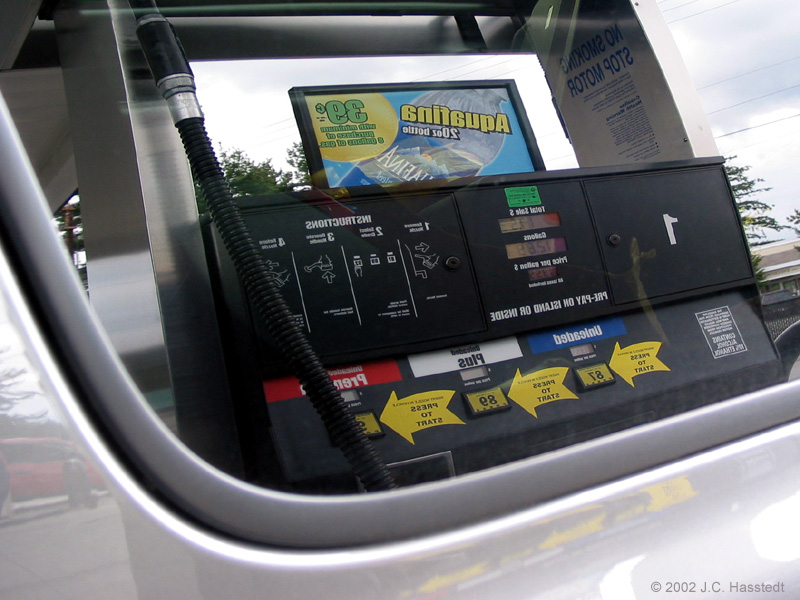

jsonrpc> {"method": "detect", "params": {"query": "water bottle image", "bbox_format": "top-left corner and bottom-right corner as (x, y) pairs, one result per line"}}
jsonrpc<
(336, 88), (510, 187)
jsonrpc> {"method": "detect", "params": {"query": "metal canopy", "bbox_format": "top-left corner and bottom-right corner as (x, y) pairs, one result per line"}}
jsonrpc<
(137, 0), (533, 17)
(0, 9), (75, 212)
(0, 1), (529, 211)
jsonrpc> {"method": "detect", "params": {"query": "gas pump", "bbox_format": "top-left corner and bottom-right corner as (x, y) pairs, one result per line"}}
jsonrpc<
(69, 0), (785, 493)
(209, 158), (783, 490)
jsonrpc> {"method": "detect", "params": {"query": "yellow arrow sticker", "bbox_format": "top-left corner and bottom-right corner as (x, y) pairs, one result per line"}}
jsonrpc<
(507, 367), (577, 418)
(379, 390), (464, 444)
(609, 341), (670, 387)
(539, 512), (607, 550)
(417, 562), (489, 594)
(643, 476), (698, 512)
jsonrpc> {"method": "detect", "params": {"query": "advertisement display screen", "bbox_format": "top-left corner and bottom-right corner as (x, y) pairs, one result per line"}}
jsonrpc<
(290, 81), (545, 188)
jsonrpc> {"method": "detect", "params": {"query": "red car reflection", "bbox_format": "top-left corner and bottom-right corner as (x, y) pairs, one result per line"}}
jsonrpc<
(0, 438), (104, 508)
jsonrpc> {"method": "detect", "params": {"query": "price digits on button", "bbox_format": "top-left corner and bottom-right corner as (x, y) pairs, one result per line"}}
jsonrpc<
(464, 387), (511, 417)
(354, 412), (385, 438)
(575, 363), (615, 391)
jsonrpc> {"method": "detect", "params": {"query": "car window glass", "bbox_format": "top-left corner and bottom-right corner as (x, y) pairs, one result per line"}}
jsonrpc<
(31, 1), (799, 506)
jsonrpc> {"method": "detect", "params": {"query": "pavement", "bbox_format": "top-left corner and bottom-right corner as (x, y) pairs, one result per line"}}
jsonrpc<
(0, 494), (138, 600)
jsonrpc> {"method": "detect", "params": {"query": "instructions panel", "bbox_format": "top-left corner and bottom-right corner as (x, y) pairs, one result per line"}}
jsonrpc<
(245, 195), (485, 357)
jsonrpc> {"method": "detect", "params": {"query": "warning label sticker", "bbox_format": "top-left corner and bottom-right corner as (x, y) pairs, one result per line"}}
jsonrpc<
(695, 306), (748, 359)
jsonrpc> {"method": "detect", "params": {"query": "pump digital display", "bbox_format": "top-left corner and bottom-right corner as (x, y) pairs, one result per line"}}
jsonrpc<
(529, 266), (559, 282)
(506, 237), (567, 259)
(499, 212), (561, 233)
(570, 343), (596, 358)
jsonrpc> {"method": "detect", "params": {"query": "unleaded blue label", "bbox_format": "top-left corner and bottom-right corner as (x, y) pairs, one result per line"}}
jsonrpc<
(527, 316), (627, 354)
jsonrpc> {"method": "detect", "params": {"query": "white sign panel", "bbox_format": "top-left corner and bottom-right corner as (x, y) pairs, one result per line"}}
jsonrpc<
(408, 337), (523, 378)
(524, 0), (715, 167)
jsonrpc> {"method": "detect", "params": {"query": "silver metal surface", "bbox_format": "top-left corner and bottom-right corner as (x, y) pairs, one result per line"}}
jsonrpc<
(52, 1), (240, 474)
(0, 0), (41, 70)
(0, 68), (77, 211)
(0, 248), (139, 600)
(164, 90), (204, 123)
(173, 14), (516, 60)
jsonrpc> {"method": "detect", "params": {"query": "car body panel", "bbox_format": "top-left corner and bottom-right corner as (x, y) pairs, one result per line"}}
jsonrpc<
(3, 221), (800, 596)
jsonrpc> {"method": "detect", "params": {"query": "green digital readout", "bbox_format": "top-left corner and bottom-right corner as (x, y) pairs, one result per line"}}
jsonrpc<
(505, 185), (542, 207)
(499, 212), (561, 233)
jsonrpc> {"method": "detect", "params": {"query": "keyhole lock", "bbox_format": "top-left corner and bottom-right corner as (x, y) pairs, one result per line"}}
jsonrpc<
(607, 234), (622, 247)
(444, 256), (461, 270)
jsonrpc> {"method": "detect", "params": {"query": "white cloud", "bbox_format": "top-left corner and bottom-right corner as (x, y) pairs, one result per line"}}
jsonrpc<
(193, 54), (576, 171)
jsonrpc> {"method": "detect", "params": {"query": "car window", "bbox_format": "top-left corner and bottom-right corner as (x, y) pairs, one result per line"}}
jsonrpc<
(2, 0), (799, 547)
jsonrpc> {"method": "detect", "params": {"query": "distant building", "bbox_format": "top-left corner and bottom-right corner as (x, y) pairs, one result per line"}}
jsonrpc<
(753, 237), (800, 299)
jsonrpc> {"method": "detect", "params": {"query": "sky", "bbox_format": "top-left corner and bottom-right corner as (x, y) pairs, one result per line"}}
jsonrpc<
(664, 0), (800, 240)
(192, 0), (800, 241)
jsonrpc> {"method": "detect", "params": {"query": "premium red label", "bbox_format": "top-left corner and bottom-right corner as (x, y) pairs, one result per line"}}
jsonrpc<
(263, 359), (402, 402)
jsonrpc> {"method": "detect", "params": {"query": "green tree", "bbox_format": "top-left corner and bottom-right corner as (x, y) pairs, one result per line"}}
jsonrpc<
(787, 208), (800, 238)
(725, 157), (784, 244)
(194, 147), (294, 212)
(286, 141), (311, 187)
(218, 147), (294, 197)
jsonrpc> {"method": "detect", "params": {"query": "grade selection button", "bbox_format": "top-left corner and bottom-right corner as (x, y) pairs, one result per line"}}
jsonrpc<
(574, 363), (616, 391)
(354, 411), (385, 438)
(463, 386), (512, 417)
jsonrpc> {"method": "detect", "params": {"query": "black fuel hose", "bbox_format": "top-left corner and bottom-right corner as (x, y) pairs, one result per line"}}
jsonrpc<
(129, 1), (395, 492)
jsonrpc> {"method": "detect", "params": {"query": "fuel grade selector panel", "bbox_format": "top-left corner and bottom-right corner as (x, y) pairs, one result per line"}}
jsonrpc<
(264, 291), (780, 484)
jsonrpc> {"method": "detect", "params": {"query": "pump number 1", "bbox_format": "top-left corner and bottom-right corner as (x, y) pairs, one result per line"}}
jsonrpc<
(663, 214), (679, 246)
